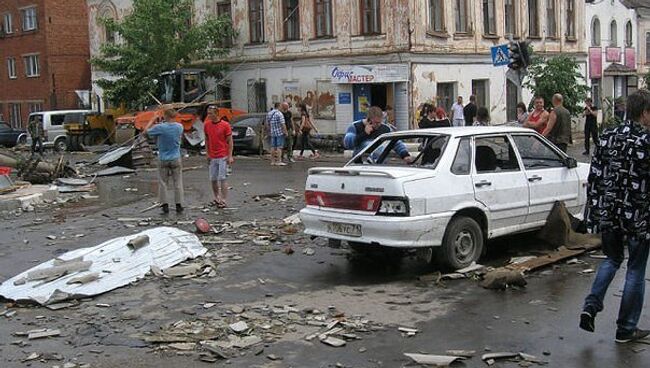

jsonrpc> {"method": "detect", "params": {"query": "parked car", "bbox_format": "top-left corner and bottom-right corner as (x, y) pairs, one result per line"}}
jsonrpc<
(230, 113), (266, 154)
(28, 110), (93, 152)
(299, 126), (589, 270)
(0, 121), (27, 148)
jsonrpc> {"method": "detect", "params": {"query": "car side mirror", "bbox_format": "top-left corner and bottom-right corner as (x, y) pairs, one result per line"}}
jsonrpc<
(565, 157), (577, 168)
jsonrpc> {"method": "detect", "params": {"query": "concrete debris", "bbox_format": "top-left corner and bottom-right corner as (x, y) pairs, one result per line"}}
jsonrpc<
(229, 321), (249, 333)
(480, 269), (527, 290)
(321, 336), (346, 347)
(169, 342), (195, 351)
(56, 178), (89, 186)
(510, 256), (537, 265)
(126, 235), (150, 250)
(283, 213), (301, 225)
(93, 166), (136, 177)
(283, 245), (294, 255)
(22, 352), (40, 362)
(0, 227), (206, 305)
(303, 247), (315, 256)
(66, 272), (100, 285)
(445, 350), (476, 358)
(581, 269), (595, 274)
(566, 258), (580, 265)
(213, 335), (263, 349)
(404, 353), (462, 366)
(267, 354), (282, 361)
(398, 327), (418, 336)
(27, 328), (61, 339)
(482, 352), (519, 361)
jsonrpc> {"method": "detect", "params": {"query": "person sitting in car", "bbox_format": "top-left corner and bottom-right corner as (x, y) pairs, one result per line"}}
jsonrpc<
(344, 106), (412, 163)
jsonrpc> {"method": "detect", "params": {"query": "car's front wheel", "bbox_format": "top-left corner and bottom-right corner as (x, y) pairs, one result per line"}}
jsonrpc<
(437, 216), (484, 270)
(54, 137), (68, 152)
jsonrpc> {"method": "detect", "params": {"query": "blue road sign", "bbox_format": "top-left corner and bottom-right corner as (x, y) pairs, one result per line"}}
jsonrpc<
(491, 44), (510, 66)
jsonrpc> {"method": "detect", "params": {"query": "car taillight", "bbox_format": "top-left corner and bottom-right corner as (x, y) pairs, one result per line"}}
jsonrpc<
(377, 197), (410, 216)
(305, 191), (381, 212)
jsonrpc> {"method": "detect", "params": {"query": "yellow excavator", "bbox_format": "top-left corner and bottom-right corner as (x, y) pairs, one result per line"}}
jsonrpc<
(64, 106), (129, 150)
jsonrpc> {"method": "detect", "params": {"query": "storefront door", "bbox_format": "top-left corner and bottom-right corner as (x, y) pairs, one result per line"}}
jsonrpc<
(353, 84), (371, 121)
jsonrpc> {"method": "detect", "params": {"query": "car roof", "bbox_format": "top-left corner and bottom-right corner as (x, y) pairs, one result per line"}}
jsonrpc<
(29, 109), (93, 116)
(387, 125), (537, 138)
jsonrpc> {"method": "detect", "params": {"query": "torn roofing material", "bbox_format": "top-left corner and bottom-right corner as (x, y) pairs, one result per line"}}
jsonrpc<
(0, 227), (206, 305)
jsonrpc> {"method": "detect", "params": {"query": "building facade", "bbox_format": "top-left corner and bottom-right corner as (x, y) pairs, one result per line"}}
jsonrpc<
(586, 0), (639, 111)
(88, 1), (587, 134)
(621, 0), (650, 85)
(0, 0), (91, 129)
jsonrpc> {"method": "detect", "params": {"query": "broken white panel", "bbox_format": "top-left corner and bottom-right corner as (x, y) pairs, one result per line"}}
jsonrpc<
(404, 353), (461, 366)
(0, 227), (206, 305)
(184, 119), (205, 147)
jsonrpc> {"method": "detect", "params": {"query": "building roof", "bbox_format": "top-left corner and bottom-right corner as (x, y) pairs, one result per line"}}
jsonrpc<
(604, 63), (637, 75)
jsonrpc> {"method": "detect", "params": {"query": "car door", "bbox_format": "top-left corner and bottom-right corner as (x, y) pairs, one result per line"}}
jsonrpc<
(472, 135), (529, 235)
(511, 133), (580, 225)
(0, 123), (11, 146)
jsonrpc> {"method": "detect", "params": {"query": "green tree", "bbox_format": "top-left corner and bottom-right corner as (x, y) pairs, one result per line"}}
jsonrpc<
(91, 0), (235, 109)
(523, 55), (589, 116)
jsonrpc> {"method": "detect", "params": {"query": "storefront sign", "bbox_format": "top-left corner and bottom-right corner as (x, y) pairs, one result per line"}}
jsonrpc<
(625, 48), (636, 69)
(605, 47), (621, 62)
(330, 64), (409, 84)
(589, 47), (602, 79)
(338, 92), (351, 104)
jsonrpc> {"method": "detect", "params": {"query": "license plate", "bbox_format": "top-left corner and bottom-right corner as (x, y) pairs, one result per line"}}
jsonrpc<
(231, 131), (240, 137)
(327, 222), (362, 237)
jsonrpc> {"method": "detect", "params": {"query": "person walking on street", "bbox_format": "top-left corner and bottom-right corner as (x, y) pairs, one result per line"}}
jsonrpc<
(146, 109), (185, 214)
(451, 96), (465, 127)
(344, 106), (412, 162)
(297, 104), (320, 159)
(463, 95), (477, 126)
(266, 103), (287, 166)
(524, 96), (550, 134)
(579, 89), (650, 344)
(543, 93), (572, 152)
(280, 102), (295, 163)
(583, 98), (599, 155)
(204, 106), (234, 208)
(28, 115), (44, 156)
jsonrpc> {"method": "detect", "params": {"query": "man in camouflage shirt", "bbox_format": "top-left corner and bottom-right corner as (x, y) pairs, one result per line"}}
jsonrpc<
(579, 89), (650, 343)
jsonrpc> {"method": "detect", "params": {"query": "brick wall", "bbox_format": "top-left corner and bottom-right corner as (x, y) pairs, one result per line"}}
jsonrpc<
(0, 0), (90, 129)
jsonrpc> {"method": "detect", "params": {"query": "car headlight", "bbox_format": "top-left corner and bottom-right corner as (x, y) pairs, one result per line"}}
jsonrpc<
(246, 127), (256, 137)
(377, 197), (409, 216)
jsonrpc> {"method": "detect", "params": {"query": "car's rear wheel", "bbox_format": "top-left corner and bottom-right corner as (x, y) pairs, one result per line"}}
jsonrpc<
(54, 137), (68, 152)
(437, 216), (484, 270)
(16, 134), (27, 146)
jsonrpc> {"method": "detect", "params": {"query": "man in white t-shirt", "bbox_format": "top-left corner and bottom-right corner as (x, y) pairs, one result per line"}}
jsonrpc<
(451, 96), (465, 127)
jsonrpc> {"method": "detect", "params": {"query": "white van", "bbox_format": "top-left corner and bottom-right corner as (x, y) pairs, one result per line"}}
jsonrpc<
(27, 110), (93, 151)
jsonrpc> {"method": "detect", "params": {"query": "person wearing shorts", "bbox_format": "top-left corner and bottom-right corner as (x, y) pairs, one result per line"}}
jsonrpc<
(266, 104), (288, 166)
(204, 106), (234, 208)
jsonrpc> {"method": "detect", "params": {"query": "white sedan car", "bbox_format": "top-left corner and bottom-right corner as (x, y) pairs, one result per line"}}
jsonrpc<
(300, 126), (589, 270)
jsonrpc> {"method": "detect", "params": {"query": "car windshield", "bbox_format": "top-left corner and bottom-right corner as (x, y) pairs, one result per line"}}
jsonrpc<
(348, 134), (449, 169)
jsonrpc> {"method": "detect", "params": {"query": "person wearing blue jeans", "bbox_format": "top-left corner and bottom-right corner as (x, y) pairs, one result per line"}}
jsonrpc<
(580, 89), (650, 344)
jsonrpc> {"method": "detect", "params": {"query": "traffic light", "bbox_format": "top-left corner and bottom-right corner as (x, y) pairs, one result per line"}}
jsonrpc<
(508, 41), (531, 70)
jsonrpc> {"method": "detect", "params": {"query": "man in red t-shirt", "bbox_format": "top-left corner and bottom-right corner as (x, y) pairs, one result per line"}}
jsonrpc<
(204, 106), (234, 208)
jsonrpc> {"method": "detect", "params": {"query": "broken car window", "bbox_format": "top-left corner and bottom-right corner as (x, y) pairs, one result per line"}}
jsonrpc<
(474, 135), (520, 173)
(350, 134), (449, 168)
(511, 134), (565, 169)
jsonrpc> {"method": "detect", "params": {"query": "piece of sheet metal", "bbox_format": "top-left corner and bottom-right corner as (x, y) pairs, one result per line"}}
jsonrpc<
(0, 227), (206, 305)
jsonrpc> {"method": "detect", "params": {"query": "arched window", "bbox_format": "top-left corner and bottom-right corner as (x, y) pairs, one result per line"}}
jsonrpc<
(625, 21), (633, 47)
(610, 20), (618, 47)
(591, 17), (601, 46)
(97, 2), (117, 44)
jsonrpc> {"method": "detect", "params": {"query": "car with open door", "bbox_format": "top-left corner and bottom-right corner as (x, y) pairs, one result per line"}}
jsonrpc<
(299, 126), (589, 270)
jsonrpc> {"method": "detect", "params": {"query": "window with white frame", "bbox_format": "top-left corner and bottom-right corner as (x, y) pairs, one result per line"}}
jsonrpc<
(592, 17), (601, 46)
(610, 20), (618, 47)
(3, 13), (13, 34)
(428, 0), (445, 33)
(21, 7), (37, 31)
(24, 54), (39, 77)
(7, 58), (16, 79)
(483, 0), (496, 36)
(315, 0), (333, 38)
(9, 103), (22, 129)
(248, 0), (264, 43)
(625, 21), (633, 47)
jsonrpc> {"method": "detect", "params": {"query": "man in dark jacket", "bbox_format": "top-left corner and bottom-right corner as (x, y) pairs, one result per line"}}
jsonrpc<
(463, 95), (477, 126)
(579, 89), (650, 344)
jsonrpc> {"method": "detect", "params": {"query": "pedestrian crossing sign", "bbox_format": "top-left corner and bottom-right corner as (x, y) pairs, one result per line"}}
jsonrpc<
(491, 44), (510, 67)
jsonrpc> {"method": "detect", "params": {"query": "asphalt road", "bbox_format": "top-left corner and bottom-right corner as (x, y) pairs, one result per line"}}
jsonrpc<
(0, 143), (648, 368)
